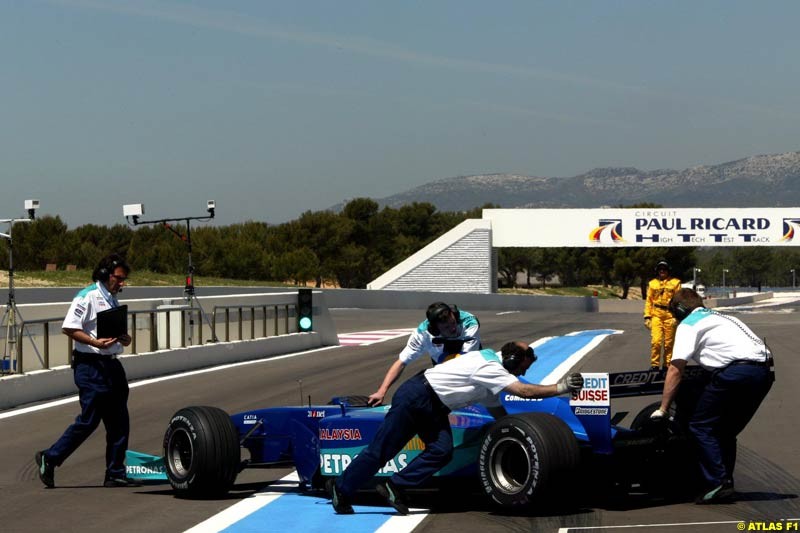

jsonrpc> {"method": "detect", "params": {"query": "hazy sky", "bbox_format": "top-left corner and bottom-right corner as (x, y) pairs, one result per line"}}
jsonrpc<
(2, 1), (799, 228)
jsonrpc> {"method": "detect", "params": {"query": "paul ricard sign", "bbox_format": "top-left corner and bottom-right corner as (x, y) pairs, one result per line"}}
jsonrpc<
(483, 208), (800, 247)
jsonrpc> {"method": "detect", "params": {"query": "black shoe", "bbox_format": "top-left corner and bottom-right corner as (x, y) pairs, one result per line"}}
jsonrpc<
(375, 479), (409, 515)
(35, 451), (55, 488)
(326, 478), (354, 514)
(695, 480), (735, 504)
(104, 475), (142, 488)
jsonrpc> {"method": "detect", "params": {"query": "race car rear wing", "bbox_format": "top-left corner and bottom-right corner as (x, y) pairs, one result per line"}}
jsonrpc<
(608, 366), (708, 398)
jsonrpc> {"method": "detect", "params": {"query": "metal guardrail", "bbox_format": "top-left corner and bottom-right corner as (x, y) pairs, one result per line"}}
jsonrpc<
(4, 303), (299, 374)
(211, 303), (294, 342)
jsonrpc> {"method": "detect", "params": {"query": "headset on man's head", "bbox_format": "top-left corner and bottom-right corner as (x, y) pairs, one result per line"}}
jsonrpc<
(425, 302), (462, 336)
(94, 254), (129, 282)
(669, 300), (692, 322)
(502, 345), (536, 373)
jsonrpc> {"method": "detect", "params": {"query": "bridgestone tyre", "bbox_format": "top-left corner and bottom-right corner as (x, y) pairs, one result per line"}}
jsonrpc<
(479, 412), (580, 509)
(163, 406), (240, 498)
(630, 401), (699, 495)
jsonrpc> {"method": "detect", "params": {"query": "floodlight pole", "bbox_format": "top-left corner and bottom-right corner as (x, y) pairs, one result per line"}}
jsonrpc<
(126, 210), (218, 343)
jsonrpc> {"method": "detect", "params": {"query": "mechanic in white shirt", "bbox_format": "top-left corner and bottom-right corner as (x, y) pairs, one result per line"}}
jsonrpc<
(329, 341), (584, 515)
(367, 302), (481, 407)
(35, 254), (139, 489)
(651, 288), (773, 504)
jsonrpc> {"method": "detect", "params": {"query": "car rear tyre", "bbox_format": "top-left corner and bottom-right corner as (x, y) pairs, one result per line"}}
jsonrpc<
(163, 406), (240, 497)
(479, 412), (579, 509)
(630, 401), (699, 496)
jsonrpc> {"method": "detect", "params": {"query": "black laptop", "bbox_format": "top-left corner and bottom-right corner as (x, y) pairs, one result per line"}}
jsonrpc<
(97, 305), (128, 338)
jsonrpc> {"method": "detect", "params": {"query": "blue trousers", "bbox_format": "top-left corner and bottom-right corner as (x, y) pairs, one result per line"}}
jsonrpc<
(689, 364), (771, 488)
(337, 374), (453, 496)
(46, 356), (130, 478)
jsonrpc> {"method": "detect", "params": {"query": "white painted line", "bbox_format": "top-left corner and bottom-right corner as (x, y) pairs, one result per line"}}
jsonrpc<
(374, 512), (429, 533)
(184, 471), (302, 533)
(0, 345), (339, 420)
(540, 330), (623, 385)
(495, 310), (520, 316)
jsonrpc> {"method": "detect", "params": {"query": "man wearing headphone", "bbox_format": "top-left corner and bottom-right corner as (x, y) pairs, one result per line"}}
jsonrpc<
(35, 253), (139, 488)
(329, 340), (584, 515)
(650, 288), (774, 504)
(644, 260), (682, 368)
(367, 302), (481, 407)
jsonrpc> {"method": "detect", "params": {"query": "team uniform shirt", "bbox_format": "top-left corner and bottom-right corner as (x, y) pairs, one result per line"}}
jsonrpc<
(62, 282), (123, 356)
(423, 349), (518, 410)
(398, 310), (480, 365)
(672, 308), (771, 370)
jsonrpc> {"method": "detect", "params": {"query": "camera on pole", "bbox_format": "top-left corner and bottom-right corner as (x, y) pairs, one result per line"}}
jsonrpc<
(122, 201), (218, 343)
(2, 199), (40, 373)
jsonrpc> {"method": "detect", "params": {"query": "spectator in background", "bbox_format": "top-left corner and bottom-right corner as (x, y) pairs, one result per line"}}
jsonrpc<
(644, 260), (682, 368)
(367, 302), (481, 407)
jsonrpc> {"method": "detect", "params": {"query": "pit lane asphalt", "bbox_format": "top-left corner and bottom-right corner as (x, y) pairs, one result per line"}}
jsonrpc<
(2, 306), (797, 533)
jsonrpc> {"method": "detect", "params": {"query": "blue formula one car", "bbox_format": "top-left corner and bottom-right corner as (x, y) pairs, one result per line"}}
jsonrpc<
(130, 365), (707, 509)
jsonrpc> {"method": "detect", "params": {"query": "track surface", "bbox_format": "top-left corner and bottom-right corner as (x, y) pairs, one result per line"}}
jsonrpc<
(2, 306), (797, 532)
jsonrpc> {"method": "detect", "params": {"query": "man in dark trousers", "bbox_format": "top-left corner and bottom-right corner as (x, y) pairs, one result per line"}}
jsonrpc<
(651, 288), (773, 504)
(35, 254), (140, 488)
(329, 340), (584, 514)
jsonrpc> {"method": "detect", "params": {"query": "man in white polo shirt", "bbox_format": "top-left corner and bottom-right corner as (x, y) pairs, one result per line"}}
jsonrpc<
(651, 288), (773, 504)
(329, 340), (584, 515)
(35, 254), (139, 489)
(367, 302), (482, 407)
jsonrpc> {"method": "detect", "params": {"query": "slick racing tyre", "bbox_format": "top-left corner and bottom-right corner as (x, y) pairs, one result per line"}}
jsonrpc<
(163, 406), (240, 498)
(630, 401), (699, 496)
(479, 412), (579, 509)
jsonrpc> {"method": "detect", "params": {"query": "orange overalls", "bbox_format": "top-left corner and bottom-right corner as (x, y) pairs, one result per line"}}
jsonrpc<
(644, 277), (681, 368)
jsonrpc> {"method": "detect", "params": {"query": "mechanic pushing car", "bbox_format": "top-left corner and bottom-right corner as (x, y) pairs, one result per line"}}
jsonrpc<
(644, 260), (682, 368)
(367, 302), (481, 407)
(329, 340), (584, 515)
(650, 288), (774, 504)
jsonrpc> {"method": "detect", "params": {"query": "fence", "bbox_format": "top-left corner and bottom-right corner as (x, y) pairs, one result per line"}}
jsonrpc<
(2, 302), (300, 374)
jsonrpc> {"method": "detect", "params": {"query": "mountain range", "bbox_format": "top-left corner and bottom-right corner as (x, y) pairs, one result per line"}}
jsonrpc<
(342, 151), (800, 212)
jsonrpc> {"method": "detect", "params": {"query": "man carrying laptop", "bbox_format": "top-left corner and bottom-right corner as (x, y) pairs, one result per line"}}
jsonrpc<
(35, 253), (139, 488)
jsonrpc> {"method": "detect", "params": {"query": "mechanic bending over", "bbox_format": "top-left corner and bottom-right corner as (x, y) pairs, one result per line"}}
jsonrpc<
(367, 302), (481, 407)
(35, 254), (141, 489)
(650, 288), (774, 504)
(329, 340), (584, 515)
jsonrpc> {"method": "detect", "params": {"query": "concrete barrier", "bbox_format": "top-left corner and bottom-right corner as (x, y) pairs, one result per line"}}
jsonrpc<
(320, 288), (599, 313)
(0, 332), (323, 411)
(0, 291), (338, 410)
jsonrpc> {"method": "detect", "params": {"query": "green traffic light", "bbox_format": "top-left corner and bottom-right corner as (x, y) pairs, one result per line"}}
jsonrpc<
(299, 317), (312, 331)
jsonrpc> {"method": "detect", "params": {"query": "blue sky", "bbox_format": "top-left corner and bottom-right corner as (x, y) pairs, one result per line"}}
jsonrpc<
(2, 1), (799, 228)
